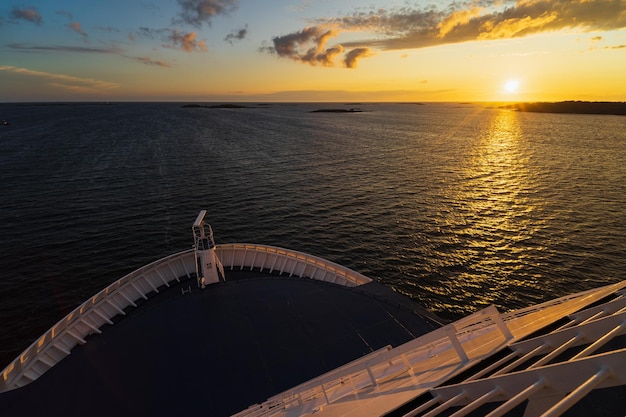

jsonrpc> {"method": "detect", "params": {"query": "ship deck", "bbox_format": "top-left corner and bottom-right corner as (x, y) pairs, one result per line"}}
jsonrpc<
(0, 271), (443, 417)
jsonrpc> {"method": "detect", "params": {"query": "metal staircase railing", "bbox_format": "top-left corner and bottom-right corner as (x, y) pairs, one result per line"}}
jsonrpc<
(232, 281), (626, 417)
(416, 348), (626, 417)
(403, 287), (626, 417)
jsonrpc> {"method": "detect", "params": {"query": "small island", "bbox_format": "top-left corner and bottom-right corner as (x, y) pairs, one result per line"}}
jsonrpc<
(181, 103), (251, 109)
(503, 101), (626, 116)
(310, 108), (363, 113)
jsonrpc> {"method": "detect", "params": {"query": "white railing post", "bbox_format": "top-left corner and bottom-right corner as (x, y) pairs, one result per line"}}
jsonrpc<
(444, 325), (469, 363)
(492, 311), (514, 341)
(542, 368), (611, 417)
(485, 378), (545, 417)
(321, 383), (330, 404)
(366, 366), (377, 387)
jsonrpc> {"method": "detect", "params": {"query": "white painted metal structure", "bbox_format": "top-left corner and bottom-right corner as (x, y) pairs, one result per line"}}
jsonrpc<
(215, 244), (371, 287)
(0, 241), (371, 392)
(234, 280), (626, 417)
(193, 209), (225, 287)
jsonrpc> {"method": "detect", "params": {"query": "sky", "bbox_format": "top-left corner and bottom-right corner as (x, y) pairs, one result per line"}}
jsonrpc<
(1, 0), (625, 102)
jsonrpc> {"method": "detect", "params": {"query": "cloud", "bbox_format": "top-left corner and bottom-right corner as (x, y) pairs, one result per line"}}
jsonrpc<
(8, 43), (121, 54)
(137, 27), (171, 39)
(56, 11), (88, 40)
(56, 10), (73, 20)
(67, 21), (88, 39)
(11, 6), (43, 25)
(175, 0), (238, 27)
(436, 7), (483, 38)
(264, 26), (348, 67)
(0, 65), (119, 92)
(266, 27), (323, 57)
(224, 26), (247, 44)
(286, 0), (315, 13)
(96, 26), (120, 33)
(165, 30), (208, 52)
(133, 56), (172, 67)
(267, 0), (626, 68)
(137, 27), (208, 52)
(343, 47), (372, 68)
(263, 26), (373, 68)
(333, 0), (626, 50)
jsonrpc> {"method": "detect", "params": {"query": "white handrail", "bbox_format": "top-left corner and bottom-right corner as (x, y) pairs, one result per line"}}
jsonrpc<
(1, 249), (197, 392)
(1, 243), (372, 392)
(216, 243), (372, 286)
(234, 306), (514, 417)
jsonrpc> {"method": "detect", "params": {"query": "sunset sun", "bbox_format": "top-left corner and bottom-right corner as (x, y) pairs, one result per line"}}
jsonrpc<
(504, 79), (520, 93)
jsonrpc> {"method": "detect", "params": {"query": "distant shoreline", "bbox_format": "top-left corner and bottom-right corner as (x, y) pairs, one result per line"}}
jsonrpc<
(1, 101), (624, 117)
(502, 101), (626, 116)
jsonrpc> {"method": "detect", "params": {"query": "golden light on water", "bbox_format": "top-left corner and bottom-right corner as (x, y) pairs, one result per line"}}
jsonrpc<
(429, 109), (545, 314)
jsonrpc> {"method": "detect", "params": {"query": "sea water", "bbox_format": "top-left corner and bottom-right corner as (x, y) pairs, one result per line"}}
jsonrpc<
(0, 102), (625, 367)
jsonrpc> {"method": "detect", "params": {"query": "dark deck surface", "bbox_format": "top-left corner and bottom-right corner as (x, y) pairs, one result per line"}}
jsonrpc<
(0, 272), (443, 417)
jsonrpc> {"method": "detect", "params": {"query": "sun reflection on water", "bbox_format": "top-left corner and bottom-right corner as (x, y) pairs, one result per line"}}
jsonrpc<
(426, 109), (547, 315)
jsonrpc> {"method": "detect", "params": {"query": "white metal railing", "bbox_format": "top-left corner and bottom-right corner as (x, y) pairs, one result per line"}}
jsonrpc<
(427, 348), (626, 417)
(234, 305), (515, 417)
(233, 280), (626, 417)
(216, 243), (372, 287)
(1, 243), (373, 392)
(500, 280), (626, 342)
(0, 249), (197, 392)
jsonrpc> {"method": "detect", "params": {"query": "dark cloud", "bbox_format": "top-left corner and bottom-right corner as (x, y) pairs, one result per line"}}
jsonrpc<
(263, 26), (371, 68)
(11, 6), (43, 25)
(175, 0), (238, 27)
(8, 43), (121, 54)
(265, 26), (345, 66)
(137, 27), (171, 39)
(224, 25), (247, 44)
(95, 26), (120, 33)
(269, 27), (329, 57)
(56, 10), (73, 20)
(304, 44), (343, 66)
(344, 47), (372, 68)
(133, 56), (172, 67)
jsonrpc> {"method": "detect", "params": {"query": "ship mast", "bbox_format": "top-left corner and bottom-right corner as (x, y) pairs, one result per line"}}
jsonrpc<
(192, 210), (225, 288)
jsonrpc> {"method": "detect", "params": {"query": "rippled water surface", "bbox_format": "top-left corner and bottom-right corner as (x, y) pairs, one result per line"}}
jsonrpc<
(1, 102), (625, 367)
